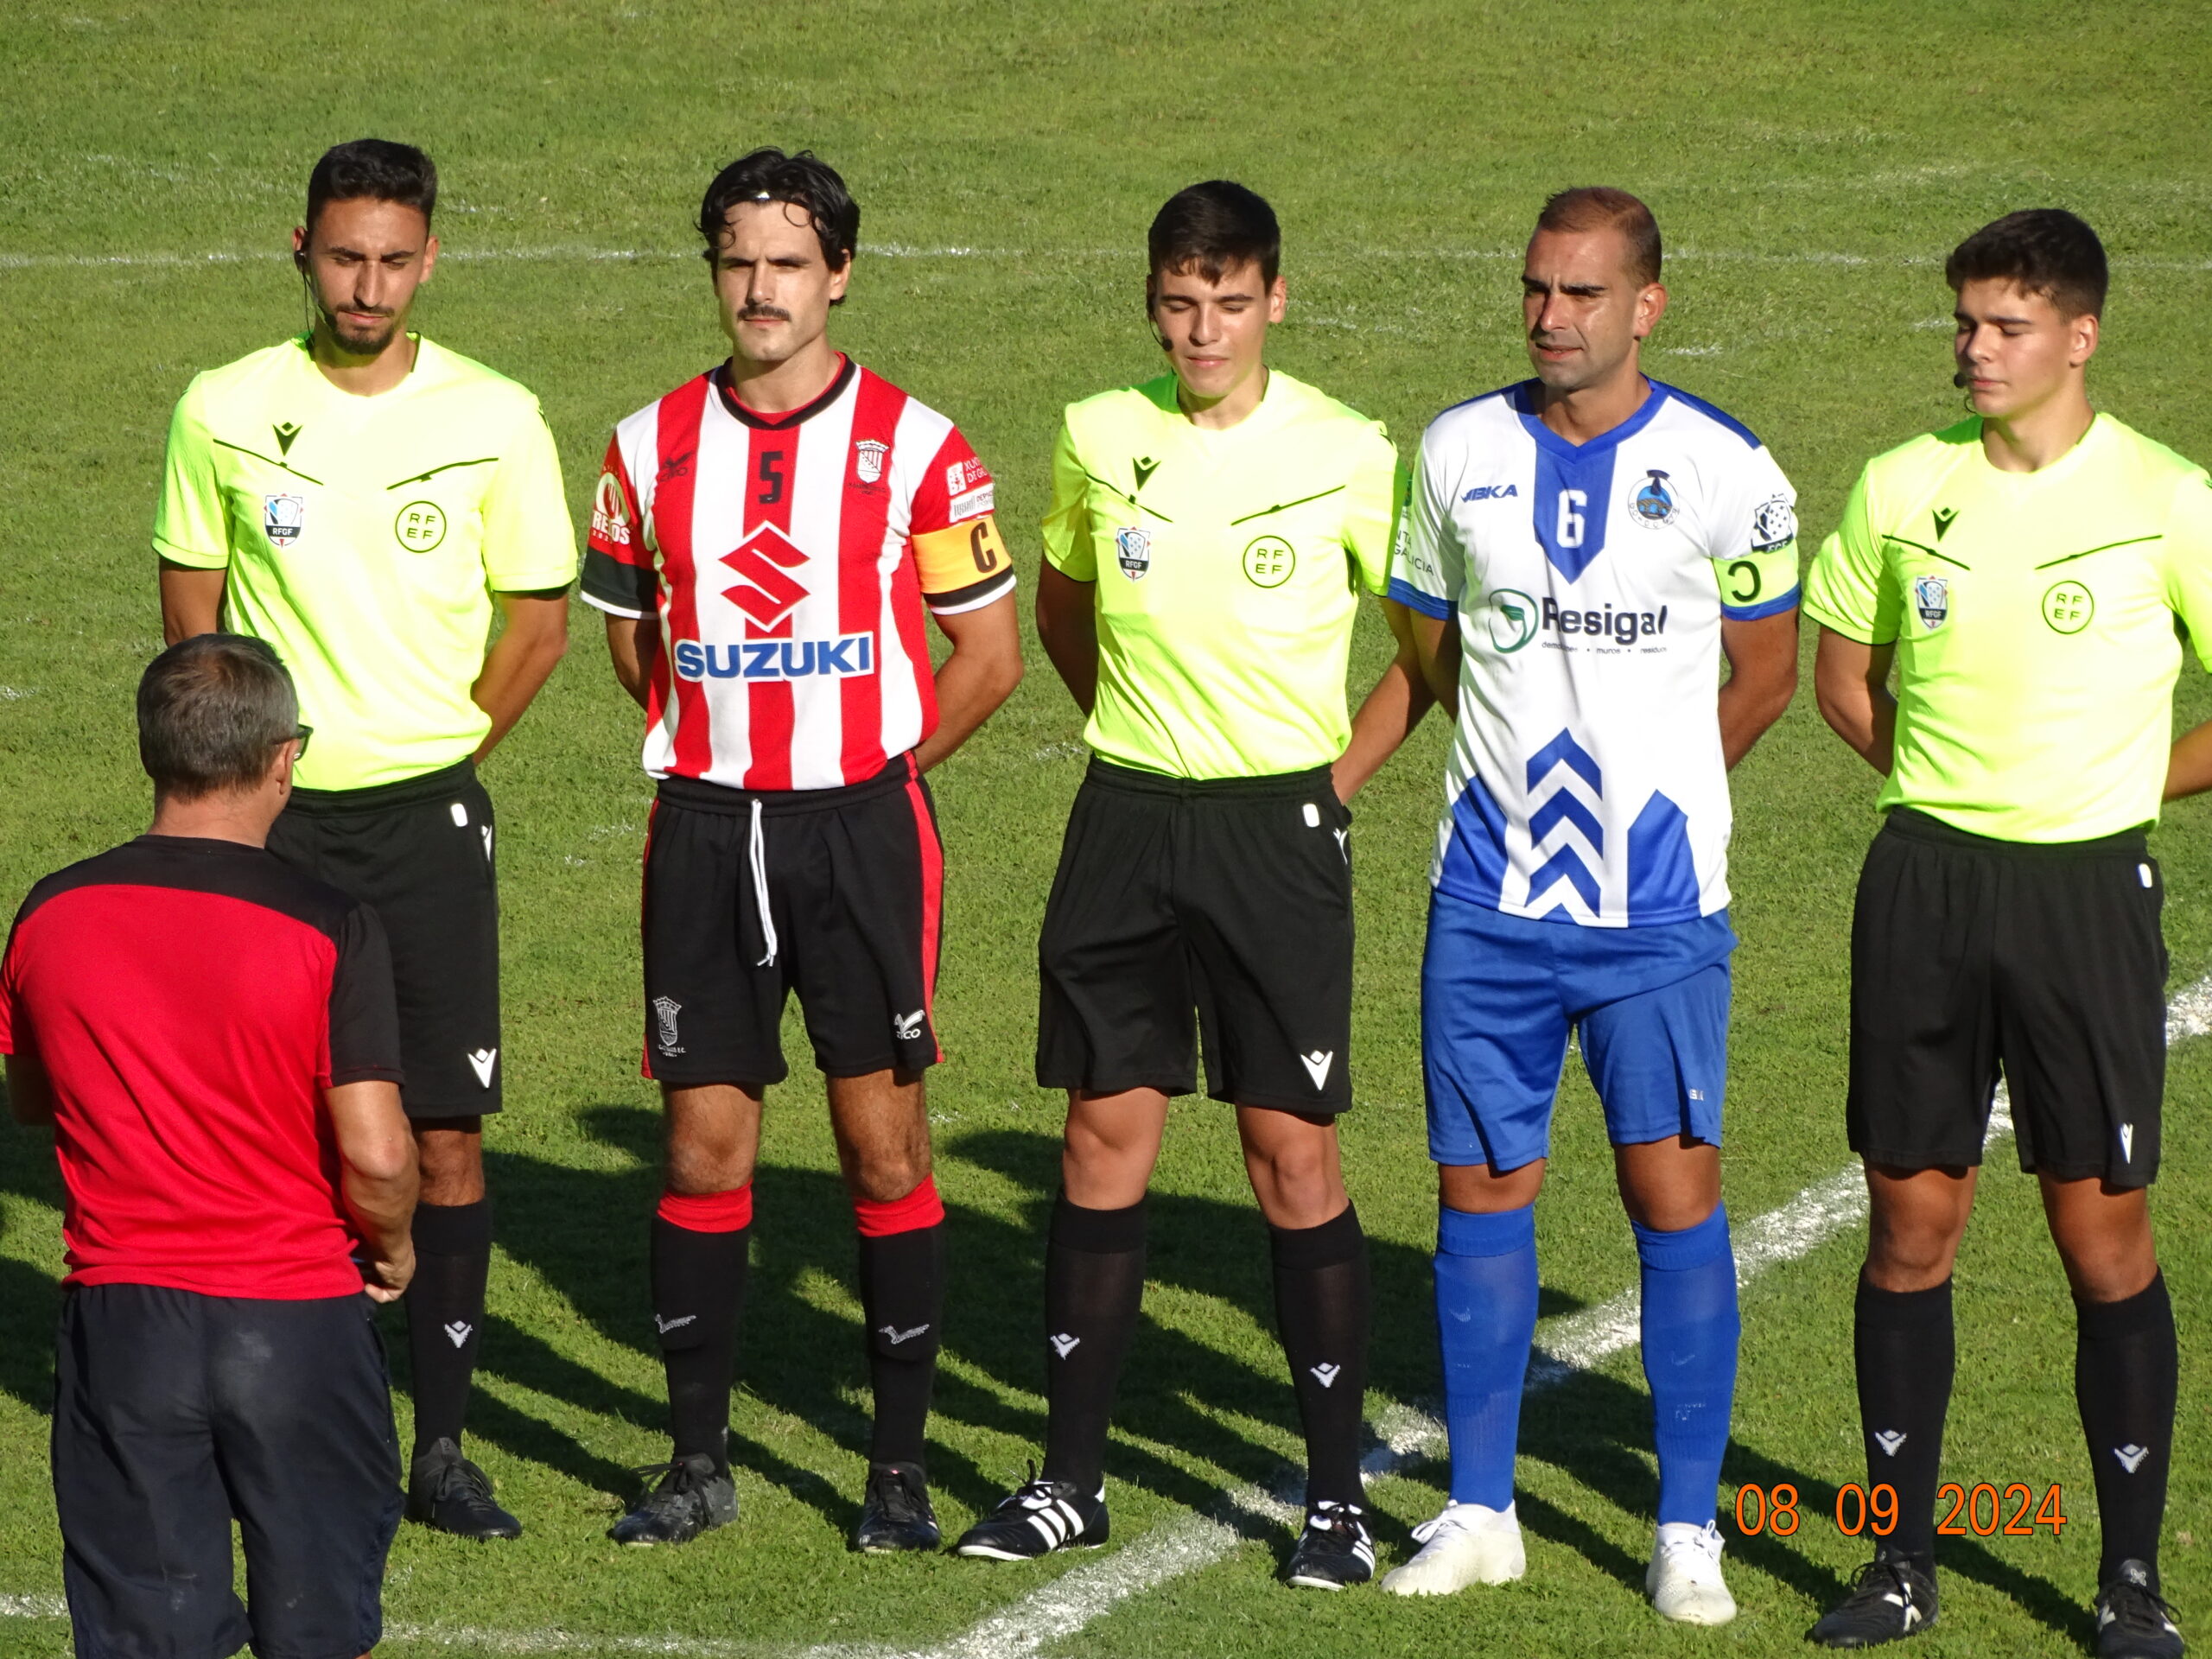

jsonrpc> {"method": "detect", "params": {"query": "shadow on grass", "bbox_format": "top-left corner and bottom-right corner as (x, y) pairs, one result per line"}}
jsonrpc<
(0, 1096), (2088, 1643)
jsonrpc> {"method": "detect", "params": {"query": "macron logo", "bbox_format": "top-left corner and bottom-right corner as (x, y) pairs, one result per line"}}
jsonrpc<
(2114, 1444), (2151, 1474)
(442, 1320), (474, 1349)
(1300, 1051), (1335, 1090)
(1050, 1333), (1081, 1358)
(467, 1048), (498, 1088)
(1309, 1363), (1342, 1389)
(1873, 1430), (1908, 1457)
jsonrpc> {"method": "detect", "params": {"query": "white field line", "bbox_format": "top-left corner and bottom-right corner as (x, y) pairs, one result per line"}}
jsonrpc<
(3, 245), (2209, 273)
(7, 973), (2208, 1656)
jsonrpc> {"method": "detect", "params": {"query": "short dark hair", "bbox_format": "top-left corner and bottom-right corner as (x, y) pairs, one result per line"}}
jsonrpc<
(306, 138), (437, 235)
(1946, 208), (2107, 320)
(138, 634), (299, 802)
(698, 148), (859, 273)
(1147, 181), (1281, 289)
(1534, 187), (1662, 287)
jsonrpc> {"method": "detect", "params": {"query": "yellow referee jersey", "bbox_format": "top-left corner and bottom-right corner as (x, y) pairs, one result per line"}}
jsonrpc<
(154, 335), (577, 790)
(1043, 371), (1400, 780)
(1805, 413), (2212, 842)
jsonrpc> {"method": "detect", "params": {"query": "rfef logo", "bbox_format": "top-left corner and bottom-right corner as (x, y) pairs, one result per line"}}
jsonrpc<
(1913, 575), (1949, 631)
(671, 635), (875, 681)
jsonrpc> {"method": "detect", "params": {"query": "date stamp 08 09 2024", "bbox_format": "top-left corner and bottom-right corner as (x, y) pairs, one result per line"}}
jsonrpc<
(1732, 1482), (2070, 1541)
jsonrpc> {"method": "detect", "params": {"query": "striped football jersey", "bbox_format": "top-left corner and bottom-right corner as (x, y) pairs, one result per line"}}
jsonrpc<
(583, 356), (1015, 791)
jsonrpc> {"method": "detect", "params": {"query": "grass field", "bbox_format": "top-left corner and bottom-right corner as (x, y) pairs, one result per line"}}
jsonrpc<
(4, 2), (2212, 1654)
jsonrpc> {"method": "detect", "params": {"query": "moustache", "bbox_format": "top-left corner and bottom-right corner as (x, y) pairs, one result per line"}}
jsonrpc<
(738, 306), (792, 322)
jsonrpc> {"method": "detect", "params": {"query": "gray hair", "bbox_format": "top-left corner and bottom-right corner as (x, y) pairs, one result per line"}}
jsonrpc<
(137, 633), (299, 800)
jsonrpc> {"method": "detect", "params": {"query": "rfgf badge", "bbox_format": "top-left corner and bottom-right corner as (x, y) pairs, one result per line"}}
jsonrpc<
(263, 493), (305, 547)
(1913, 574), (1950, 631)
(1115, 525), (1151, 580)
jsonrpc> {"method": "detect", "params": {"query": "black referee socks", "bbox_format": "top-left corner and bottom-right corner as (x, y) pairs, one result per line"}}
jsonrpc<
(407, 1198), (493, 1459)
(1853, 1274), (1954, 1574)
(1269, 1204), (1370, 1510)
(2076, 1271), (2177, 1591)
(1042, 1193), (1147, 1493)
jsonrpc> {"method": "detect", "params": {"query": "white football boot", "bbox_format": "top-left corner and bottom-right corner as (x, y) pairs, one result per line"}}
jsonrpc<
(1646, 1521), (1737, 1625)
(1380, 1501), (1526, 1595)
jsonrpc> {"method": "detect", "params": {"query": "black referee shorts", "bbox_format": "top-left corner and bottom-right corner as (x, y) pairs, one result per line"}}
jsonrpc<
(1037, 758), (1355, 1115)
(53, 1285), (401, 1659)
(268, 759), (501, 1117)
(642, 754), (944, 1086)
(1848, 807), (2168, 1186)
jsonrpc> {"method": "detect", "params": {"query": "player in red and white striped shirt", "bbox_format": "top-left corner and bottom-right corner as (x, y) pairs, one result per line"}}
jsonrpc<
(582, 149), (1021, 1553)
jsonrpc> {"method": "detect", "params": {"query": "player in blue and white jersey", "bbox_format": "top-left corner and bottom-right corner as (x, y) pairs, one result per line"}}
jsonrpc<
(1381, 188), (1801, 1622)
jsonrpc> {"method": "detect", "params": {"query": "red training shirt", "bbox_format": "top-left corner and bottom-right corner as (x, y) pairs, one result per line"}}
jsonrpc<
(0, 836), (404, 1299)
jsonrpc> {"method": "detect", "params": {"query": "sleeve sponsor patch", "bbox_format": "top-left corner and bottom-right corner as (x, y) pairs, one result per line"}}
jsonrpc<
(949, 483), (995, 522)
(944, 455), (990, 496)
(591, 471), (634, 548)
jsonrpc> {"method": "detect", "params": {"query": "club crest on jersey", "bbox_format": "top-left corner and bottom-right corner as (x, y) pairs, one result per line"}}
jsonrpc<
(1630, 468), (1675, 525)
(1913, 575), (1950, 631)
(853, 439), (888, 485)
(1115, 525), (1152, 580)
(263, 494), (305, 547)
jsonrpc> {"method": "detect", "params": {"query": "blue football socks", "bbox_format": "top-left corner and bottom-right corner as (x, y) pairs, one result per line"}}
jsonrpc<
(1435, 1203), (1539, 1509)
(1634, 1205), (1740, 1527)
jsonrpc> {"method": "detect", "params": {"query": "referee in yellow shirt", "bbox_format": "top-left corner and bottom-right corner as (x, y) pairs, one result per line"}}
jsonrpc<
(154, 139), (575, 1540)
(1804, 210), (2212, 1656)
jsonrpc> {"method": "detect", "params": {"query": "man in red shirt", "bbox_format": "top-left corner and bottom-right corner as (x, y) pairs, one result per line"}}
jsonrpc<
(582, 148), (1022, 1550)
(3, 633), (416, 1659)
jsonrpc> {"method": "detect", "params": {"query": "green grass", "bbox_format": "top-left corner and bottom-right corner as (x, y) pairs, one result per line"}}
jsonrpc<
(3, 1), (2212, 1653)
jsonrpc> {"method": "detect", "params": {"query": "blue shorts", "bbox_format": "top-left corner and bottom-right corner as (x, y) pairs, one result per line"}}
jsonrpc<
(1421, 889), (1735, 1170)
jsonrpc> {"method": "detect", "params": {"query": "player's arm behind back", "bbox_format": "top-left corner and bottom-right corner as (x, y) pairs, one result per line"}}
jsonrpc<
(908, 454), (1023, 772)
(469, 405), (577, 761)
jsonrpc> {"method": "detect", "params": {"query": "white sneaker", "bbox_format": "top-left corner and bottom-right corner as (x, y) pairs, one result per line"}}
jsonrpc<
(1646, 1522), (1737, 1625)
(1380, 1502), (1526, 1595)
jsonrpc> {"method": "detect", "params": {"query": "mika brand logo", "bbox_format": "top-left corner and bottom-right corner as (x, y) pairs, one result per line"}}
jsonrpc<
(671, 636), (875, 681)
(1541, 595), (1669, 646)
(1462, 483), (1519, 502)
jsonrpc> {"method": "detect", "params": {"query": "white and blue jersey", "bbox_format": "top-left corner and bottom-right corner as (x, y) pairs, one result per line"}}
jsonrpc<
(1390, 379), (1800, 930)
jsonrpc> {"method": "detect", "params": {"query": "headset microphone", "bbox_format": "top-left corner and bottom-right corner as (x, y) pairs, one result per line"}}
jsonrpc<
(1953, 370), (1972, 388)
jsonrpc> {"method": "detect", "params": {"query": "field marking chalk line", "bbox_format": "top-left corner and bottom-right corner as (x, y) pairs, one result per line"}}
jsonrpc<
(4, 973), (2207, 1656)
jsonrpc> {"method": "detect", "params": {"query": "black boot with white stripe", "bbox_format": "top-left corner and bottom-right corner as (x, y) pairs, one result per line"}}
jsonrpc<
(953, 1466), (1109, 1560)
(1285, 1499), (1375, 1590)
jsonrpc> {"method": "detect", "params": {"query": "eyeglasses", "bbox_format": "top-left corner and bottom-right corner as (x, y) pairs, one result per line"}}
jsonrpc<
(291, 724), (313, 757)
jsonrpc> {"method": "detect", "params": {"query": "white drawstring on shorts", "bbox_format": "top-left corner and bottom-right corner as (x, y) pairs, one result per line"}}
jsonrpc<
(748, 798), (779, 967)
